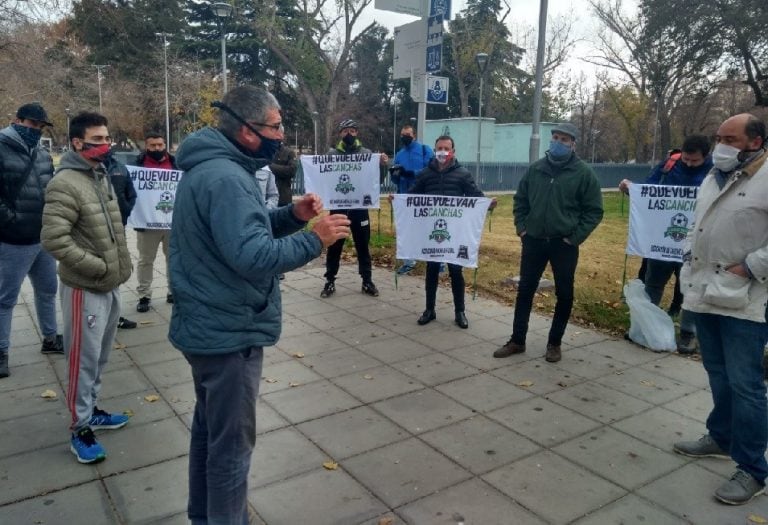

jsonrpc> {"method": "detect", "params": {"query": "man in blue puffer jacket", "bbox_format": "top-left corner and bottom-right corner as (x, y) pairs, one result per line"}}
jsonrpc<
(169, 86), (350, 525)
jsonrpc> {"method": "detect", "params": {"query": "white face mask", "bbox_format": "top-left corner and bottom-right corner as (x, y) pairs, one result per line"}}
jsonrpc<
(435, 150), (450, 163)
(712, 143), (741, 172)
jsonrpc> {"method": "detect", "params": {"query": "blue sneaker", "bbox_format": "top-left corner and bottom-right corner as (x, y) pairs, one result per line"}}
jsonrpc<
(397, 263), (415, 275)
(70, 427), (106, 464)
(89, 407), (129, 430)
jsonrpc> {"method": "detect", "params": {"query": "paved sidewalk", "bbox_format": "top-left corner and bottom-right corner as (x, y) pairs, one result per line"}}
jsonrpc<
(2, 236), (768, 524)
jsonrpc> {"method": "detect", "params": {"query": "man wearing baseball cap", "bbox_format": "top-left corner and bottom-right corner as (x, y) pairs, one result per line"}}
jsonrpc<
(495, 122), (603, 363)
(320, 119), (389, 298)
(0, 102), (62, 378)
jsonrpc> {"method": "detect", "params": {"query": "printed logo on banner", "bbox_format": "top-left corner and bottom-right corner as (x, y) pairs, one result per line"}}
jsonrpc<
(664, 213), (689, 241)
(457, 245), (469, 259)
(156, 191), (174, 214)
(335, 173), (355, 195)
(363, 194), (373, 206)
(429, 218), (451, 243)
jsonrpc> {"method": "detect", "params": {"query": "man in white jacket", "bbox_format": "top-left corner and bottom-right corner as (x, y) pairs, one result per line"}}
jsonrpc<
(674, 113), (768, 505)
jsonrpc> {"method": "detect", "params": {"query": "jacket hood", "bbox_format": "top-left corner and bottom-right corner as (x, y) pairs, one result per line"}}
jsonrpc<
(57, 150), (100, 173)
(0, 125), (28, 152)
(176, 127), (265, 173)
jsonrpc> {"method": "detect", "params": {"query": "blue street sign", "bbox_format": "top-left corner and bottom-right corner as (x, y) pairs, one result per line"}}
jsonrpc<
(426, 44), (442, 73)
(430, 0), (451, 18)
(426, 76), (449, 104)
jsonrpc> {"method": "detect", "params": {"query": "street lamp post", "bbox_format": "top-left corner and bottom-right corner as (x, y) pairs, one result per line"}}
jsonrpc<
(156, 32), (171, 148)
(311, 111), (318, 154)
(392, 97), (398, 155)
(211, 2), (233, 95)
(93, 65), (108, 112)
(529, 0), (548, 162)
(591, 129), (600, 163)
(65, 108), (71, 150)
(475, 52), (489, 179)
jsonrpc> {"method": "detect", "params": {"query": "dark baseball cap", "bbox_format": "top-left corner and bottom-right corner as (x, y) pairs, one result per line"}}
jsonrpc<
(16, 103), (52, 127)
(551, 122), (578, 141)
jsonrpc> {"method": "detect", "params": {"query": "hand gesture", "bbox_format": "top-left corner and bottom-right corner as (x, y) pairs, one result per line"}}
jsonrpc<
(312, 214), (351, 247)
(293, 193), (323, 222)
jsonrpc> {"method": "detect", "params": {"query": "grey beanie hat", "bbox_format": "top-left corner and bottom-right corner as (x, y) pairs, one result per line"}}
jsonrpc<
(551, 122), (578, 141)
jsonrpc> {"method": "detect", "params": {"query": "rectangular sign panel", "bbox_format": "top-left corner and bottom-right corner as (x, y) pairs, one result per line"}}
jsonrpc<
(393, 19), (426, 79)
(375, 0), (422, 16)
(429, 0), (451, 18)
(426, 76), (449, 104)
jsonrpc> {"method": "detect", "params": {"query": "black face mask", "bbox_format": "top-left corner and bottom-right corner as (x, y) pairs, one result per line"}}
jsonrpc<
(146, 150), (166, 162)
(342, 133), (356, 146)
(400, 135), (413, 146)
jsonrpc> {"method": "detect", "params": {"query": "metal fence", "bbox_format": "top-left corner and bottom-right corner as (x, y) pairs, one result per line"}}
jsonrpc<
(292, 162), (654, 195)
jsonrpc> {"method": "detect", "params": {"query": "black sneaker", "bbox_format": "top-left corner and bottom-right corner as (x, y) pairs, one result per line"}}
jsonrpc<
(320, 281), (335, 298)
(166, 293), (174, 304)
(136, 297), (151, 313)
(362, 281), (379, 297)
(117, 317), (137, 329)
(41, 334), (64, 354)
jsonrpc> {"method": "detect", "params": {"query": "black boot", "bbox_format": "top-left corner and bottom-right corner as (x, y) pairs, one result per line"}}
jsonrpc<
(417, 309), (436, 325)
(454, 312), (468, 329)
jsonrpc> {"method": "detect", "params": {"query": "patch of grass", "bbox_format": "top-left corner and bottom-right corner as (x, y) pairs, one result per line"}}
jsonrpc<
(334, 192), (659, 336)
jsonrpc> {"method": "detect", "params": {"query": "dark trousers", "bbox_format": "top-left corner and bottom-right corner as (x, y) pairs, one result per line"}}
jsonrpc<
(185, 347), (264, 525)
(425, 262), (465, 312)
(638, 257), (683, 313)
(324, 209), (372, 282)
(644, 259), (695, 333)
(512, 236), (579, 346)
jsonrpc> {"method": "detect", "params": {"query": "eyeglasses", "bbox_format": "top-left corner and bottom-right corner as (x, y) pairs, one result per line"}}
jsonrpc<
(249, 121), (284, 133)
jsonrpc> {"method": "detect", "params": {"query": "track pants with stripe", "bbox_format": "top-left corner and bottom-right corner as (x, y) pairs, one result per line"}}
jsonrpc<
(60, 283), (121, 431)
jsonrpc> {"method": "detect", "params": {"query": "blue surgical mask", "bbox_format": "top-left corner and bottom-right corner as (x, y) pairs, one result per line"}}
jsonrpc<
(548, 140), (572, 159)
(255, 131), (282, 162)
(12, 123), (42, 149)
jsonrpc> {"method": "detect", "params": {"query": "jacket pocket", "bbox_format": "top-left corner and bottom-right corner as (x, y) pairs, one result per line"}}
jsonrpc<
(702, 268), (750, 309)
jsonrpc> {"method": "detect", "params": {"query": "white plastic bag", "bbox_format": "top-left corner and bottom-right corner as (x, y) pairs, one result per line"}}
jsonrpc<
(624, 279), (676, 352)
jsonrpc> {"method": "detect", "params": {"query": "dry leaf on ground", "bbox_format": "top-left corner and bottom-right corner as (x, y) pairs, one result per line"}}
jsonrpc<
(516, 380), (534, 388)
(748, 515), (768, 524)
(363, 374), (374, 380)
(113, 342), (127, 350)
(322, 461), (338, 470)
(289, 382), (301, 387)
(144, 394), (160, 402)
(40, 389), (57, 399)
(264, 378), (278, 384)
(377, 518), (394, 525)
(139, 321), (154, 326)
(639, 380), (656, 387)
(292, 352), (305, 358)
(123, 409), (135, 417)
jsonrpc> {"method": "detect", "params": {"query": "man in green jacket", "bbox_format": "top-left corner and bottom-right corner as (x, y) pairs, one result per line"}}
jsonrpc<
(42, 112), (133, 465)
(494, 123), (603, 363)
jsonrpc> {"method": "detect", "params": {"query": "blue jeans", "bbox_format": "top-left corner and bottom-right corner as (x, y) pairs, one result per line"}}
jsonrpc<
(694, 311), (768, 483)
(185, 347), (264, 525)
(644, 259), (695, 334)
(0, 242), (58, 352)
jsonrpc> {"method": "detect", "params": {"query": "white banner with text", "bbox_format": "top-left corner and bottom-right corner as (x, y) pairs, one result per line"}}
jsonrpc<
(301, 154), (381, 210)
(126, 165), (184, 229)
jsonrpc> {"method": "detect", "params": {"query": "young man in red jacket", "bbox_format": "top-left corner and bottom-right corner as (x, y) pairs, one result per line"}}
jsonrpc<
(134, 132), (177, 313)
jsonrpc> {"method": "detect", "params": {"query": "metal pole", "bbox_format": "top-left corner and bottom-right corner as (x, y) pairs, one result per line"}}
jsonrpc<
(94, 65), (107, 113)
(591, 132), (597, 163)
(65, 109), (71, 150)
(417, 102), (425, 143)
(528, 0), (548, 163)
(162, 34), (170, 148)
(312, 111), (318, 154)
(651, 95), (660, 164)
(393, 100), (397, 155)
(220, 23), (228, 94)
(476, 74), (483, 178)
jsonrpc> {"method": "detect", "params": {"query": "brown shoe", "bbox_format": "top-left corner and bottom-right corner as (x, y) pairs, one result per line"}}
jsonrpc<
(494, 338), (526, 358)
(545, 344), (562, 363)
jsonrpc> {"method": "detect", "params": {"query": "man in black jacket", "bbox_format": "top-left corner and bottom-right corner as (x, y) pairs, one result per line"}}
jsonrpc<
(320, 119), (389, 298)
(407, 135), (495, 329)
(0, 103), (62, 377)
(270, 144), (297, 206)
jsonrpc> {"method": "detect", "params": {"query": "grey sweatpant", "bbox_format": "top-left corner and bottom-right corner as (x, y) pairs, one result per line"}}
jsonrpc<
(60, 283), (121, 431)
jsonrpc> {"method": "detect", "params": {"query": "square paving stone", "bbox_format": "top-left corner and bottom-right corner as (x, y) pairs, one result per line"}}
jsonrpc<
(250, 468), (388, 525)
(115, 323), (171, 347)
(304, 310), (369, 331)
(342, 437), (472, 508)
(406, 326), (485, 351)
(159, 381), (196, 416)
(351, 302), (412, 322)
(332, 365), (424, 403)
(300, 346), (381, 378)
(284, 297), (340, 317)
(398, 477), (547, 525)
(550, 346), (632, 379)
(436, 373), (533, 413)
(579, 339), (665, 366)
(279, 317), (318, 337)
(125, 340), (181, 365)
(553, 427), (687, 489)
(9, 327), (40, 347)
(640, 355), (710, 389)
(392, 354), (480, 386)
(103, 389), (176, 426)
(248, 427), (327, 488)
(546, 381), (653, 424)
(492, 359), (586, 395)
(0, 360), (57, 393)
(556, 325), (611, 348)
(482, 451), (626, 525)
(7, 342), (47, 367)
(358, 336), (435, 364)
(332, 324), (401, 346)
(357, 513), (406, 525)
(105, 456), (189, 524)
(141, 357), (192, 389)
(662, 389), (713, 423)
(373, 389), (474, 434)
(0, 480), (116, 524)
(0, 410), (70, 459)
(637, 463), (768, 524)
(0, 444), (100, 505)
(97, 417), (190, 476)
(262, 346), (293, 366)
(572, 494), (687, 525)
(259, 359), (323, 395)
(595, 365), (699, 405)
(463, 299), (514, 319)
(261, 379), (361, 424)
(276, 330), (349, 356)
(97, 366), (155, 400)
(420, 416), (541, 475)
(611, 406), (705, 451)
(446, 341), (522, 371)
(487, 397), (601, 446)
(296, 406), (408, 459)
(1, 383), (65, 422)
(256, 398), (290, 435)
(387, 314), (435, 335)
